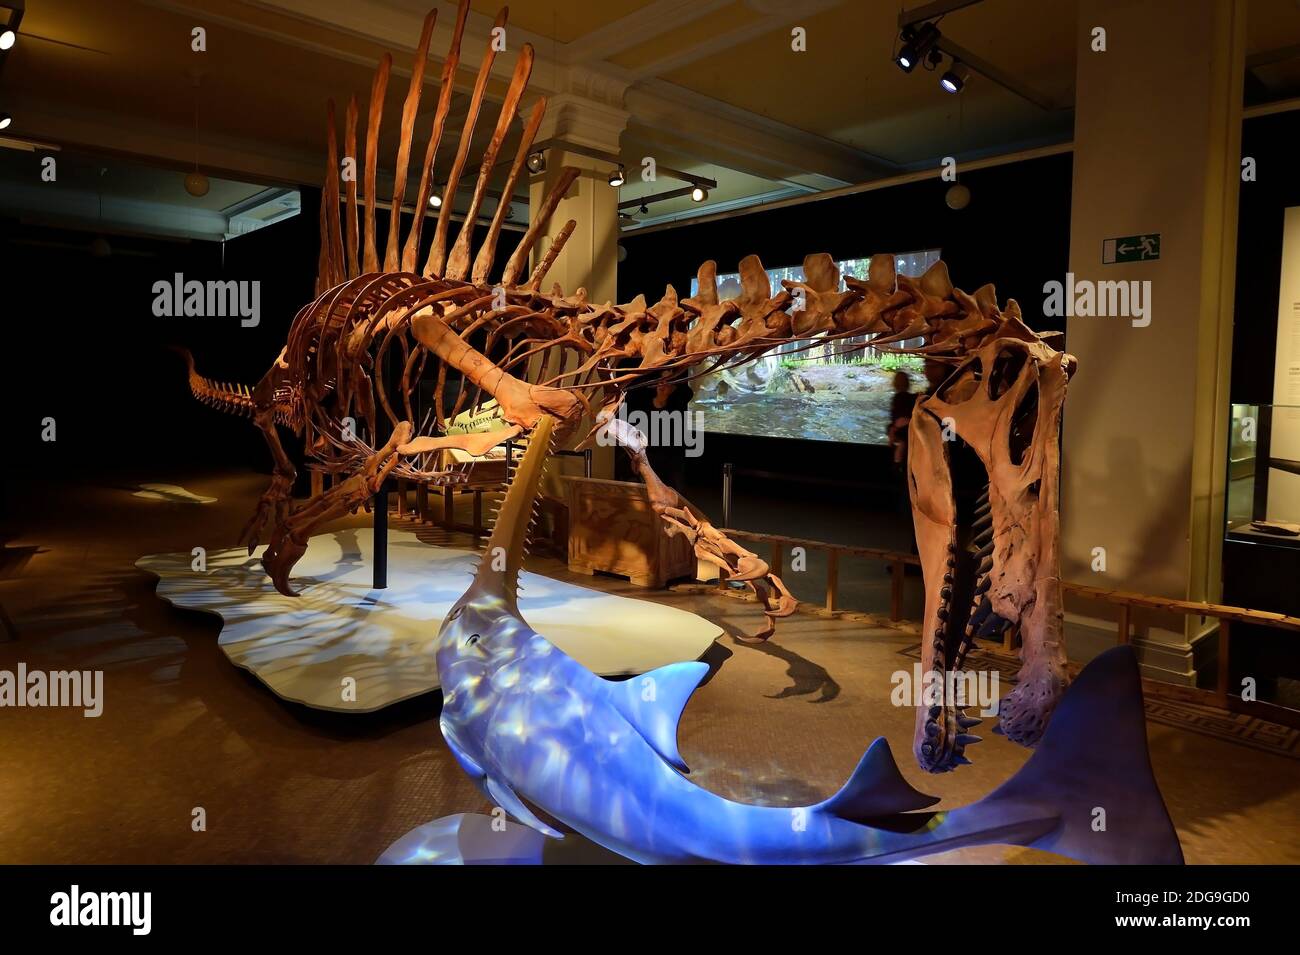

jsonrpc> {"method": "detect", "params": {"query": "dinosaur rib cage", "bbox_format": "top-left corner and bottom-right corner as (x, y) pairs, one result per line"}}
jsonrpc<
(277, 247), (1054, 494)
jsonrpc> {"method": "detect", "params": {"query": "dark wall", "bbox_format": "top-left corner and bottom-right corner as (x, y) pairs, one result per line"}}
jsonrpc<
(4, 191), (317, 487)
(1231, 109), (1300, 404)
(4, 187), (523, 493)
(614, 152), (1075, 495)
(619, 152), (1073, 330)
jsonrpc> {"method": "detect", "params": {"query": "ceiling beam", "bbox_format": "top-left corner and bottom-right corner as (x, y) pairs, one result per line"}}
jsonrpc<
(233, 0), (893, 188)
(629, 79), (899, 184)
(622, 0), (843, 81)
(560, 0), (733, 63)
(896, 0), (984, 27)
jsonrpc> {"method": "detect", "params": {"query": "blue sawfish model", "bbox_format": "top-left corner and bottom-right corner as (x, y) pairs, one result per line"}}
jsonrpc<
(434, 416), (1183, 865)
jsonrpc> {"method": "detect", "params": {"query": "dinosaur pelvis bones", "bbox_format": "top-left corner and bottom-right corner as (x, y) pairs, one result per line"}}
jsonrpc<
(908, 335), (1075, 772)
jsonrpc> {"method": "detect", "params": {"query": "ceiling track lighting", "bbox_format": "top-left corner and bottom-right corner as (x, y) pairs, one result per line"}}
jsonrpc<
(428, 192), (442, 209)
(0, 112), (12, 131)
(690, 185), (707, 202)
(525, 150), (545, 174)
(895, 21), (940, 73)
(608, 164), (625, 187)
(940, 59), (969, 93)
(0, 0), (21, 55)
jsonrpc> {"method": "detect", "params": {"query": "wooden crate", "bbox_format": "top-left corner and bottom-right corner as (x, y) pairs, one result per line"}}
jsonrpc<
(564, 477), (695, 588)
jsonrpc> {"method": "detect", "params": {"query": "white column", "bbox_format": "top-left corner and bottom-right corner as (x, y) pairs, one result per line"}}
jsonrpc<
(1060, 0), (1244, 682)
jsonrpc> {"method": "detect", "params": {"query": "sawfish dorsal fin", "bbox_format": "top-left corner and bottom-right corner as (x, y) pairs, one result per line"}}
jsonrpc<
(815, 738), (939, 821)
(607, 661), (710, 774)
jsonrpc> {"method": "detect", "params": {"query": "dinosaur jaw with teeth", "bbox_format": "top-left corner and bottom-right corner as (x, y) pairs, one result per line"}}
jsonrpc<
(908, 336), (1074, 773)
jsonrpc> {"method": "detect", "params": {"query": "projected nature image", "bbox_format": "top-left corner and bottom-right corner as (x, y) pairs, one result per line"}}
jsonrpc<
(689, 250), (939, 443)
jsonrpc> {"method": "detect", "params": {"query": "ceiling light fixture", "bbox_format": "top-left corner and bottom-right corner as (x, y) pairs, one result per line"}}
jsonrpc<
(526, 150), (545, 174)
(895, 21), (939, 73)
(608, 165), (625, 187)
(940, 60), (969, 93)
(0, 29), (15, 51)
(0, 112), (11, 130)
(429, 192), (442, 209)
(184, 170), (209, 197)
(690, 186), (707, 202)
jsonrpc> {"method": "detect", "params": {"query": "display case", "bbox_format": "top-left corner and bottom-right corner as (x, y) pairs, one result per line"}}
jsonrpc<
(1226, 402), (1300, 548)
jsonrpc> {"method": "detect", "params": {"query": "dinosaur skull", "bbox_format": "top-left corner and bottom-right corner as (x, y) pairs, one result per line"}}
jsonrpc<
(908, 335), (1075, 772)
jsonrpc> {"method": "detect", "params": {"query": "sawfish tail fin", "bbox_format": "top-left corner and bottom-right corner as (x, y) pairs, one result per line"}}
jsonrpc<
(965, 645), (1184, 864)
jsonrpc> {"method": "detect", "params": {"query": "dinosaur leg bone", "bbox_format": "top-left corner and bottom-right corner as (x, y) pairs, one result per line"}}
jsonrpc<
(607, 416), (795, 642)
(262, 421), (413, 596)
(239, 368), (298, 554)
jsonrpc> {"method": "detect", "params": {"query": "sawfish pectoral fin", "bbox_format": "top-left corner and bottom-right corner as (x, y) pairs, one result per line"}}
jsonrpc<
(444, 723), (564, 839)
(442, 725), (488, 780)
(607, 661), (710, 775)
(484, 777), (564, 840)
(814, 737), (941, 822)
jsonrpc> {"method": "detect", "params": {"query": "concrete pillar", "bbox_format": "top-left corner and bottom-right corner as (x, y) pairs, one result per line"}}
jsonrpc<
(527, 89), (629, 479)
(1060, 0), (1244, 683)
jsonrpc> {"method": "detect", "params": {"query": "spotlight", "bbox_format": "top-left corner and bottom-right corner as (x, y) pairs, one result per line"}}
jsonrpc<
(895, 21), (939, 74)
(0, 30), (14, 51)
(940, 60), (969, 94)
(526, 150), (545, 174)
(428, 193), (442, 209)
(0, 112), (10, 130)
(690, 185), (707, 202)
(608, 165), (625, 187)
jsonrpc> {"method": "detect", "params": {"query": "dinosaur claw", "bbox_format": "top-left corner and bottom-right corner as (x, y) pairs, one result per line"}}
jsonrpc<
(729, 556), (770, 582)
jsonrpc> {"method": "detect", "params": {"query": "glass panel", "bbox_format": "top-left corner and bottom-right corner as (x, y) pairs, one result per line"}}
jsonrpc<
(1226, 402), (1300, 540)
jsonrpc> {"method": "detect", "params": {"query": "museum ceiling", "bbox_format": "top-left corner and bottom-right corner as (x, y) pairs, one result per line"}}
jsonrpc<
(3, 0), (1300, 237)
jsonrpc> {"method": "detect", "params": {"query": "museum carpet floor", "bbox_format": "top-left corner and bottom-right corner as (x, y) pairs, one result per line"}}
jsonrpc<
(1, 471), (1297, 865)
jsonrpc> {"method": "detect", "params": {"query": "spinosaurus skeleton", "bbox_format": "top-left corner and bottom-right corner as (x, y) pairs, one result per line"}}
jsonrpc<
(181, 1), (1075, 774)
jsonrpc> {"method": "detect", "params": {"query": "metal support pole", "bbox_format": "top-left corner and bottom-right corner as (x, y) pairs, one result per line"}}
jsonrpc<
(373, 481), (388, 590)
(721, 462), (733, 529)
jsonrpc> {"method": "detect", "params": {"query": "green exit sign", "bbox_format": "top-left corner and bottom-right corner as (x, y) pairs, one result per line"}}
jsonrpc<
(1102, 233), (1160, 264)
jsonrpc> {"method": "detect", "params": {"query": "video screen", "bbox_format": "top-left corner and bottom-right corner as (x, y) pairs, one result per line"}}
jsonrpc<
(688, 250), (939, 444)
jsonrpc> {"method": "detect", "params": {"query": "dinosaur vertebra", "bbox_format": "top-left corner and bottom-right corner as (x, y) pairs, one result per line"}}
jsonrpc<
(181, 0), (1075, 768)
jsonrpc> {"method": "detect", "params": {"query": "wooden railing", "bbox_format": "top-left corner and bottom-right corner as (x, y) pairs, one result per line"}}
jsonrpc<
(715, 528), (919, 622)
(716, 527), (1300, 728)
